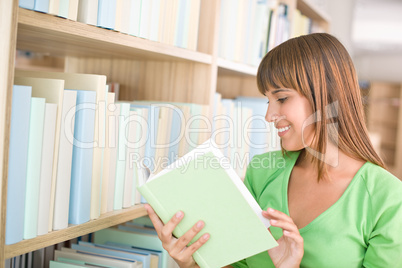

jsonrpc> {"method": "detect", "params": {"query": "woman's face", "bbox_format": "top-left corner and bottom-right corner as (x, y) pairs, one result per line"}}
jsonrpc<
(265, 87), (315, 151)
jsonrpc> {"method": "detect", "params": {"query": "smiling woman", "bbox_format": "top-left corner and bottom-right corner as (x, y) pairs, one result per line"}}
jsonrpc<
(145, 33), (402, 268)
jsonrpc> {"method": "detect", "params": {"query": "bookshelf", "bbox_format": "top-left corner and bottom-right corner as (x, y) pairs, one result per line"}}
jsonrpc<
(0, 0), (330, 266)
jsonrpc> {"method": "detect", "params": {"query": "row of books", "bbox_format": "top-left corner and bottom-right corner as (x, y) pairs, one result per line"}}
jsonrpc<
(218, 0), (324, 66)
(6, 70), (279, 245)
(18, 0), (201, 51)
(6, 217), (179, 268)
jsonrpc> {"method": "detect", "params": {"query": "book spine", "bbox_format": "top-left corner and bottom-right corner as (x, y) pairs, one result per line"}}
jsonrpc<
(24, 97), (46, 240)
(58, 0), (69, 18)
(19, 0), (35, 9)
(114, 103), (131, 210)
(68, 90), (97, 225)
(52, 90), (77, 230)
(5, 85), (32, 245)
(77, 0), (99, 25)
(100, 92), (115, 214)
(123, 110), (137, 208)
(34, 0), (50, 13)
(37, 103), (58, 236)
(107, 104), (120, 212)
(128, 0), (142, 37)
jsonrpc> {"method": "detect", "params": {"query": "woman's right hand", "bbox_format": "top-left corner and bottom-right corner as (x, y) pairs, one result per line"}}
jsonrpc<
(144, 204), (210, 268)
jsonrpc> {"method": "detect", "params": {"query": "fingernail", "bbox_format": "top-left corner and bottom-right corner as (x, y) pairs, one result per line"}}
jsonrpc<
(196, 221), (204, 229)
(202, 233), (210, 240)
(175, 211), (183, 219)
(270, 219), (277, 224)
(268, 208), (275, 213)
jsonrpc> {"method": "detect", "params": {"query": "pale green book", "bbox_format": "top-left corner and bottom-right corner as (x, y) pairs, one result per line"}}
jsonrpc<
(137, 139), (278, 268)
(49, 260), (85, 268)
(24, 97), (46, 240)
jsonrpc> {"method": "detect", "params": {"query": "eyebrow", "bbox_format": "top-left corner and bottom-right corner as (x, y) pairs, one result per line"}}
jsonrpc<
(271, 89), (291, 94)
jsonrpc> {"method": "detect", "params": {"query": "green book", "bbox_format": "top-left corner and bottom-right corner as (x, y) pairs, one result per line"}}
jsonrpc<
(138, 139), (278, 268)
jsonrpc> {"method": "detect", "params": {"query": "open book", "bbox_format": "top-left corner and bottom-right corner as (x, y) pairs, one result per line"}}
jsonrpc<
(138, 139), (278, 268)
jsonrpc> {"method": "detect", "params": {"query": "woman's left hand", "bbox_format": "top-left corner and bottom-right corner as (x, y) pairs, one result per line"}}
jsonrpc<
(263, 208), (304, 268)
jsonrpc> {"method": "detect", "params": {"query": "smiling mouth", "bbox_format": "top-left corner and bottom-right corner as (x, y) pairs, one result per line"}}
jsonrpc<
(277, 125), (291, 133)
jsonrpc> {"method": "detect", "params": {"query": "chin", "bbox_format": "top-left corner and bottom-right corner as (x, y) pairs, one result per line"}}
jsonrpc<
(280, 140), (304, 152)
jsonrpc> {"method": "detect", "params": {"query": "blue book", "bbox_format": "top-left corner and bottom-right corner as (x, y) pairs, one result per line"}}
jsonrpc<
(129, 104), (160, 173)
(105, 241), (163, 268)
(97, 0), (117, 29)
(5, 85), (32, 245)
(19, 0), (35, 9)
(118, 224), (157, 236)
(95, 228), (170, 268)
(34, 0), (49, 13)
(174, 0), (189, 48)
(167, 105), (185, 165)
(114, 103), (130, 210)
(72, 241), (151, 267)
(235, 97), (274, 160)
(24, 97), (46, 240)
(68, 90), (97, 225)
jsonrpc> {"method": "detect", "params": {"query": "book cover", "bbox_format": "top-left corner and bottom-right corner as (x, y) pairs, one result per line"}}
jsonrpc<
(68, 90), (97, 225)
(138, 139), (278, 268)
(5, 85), (32, 245)
(24, 97), (46, 240)
(37, 103), (58, 236)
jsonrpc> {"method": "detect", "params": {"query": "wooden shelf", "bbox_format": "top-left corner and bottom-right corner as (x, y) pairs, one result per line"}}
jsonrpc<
(297, 0), (331, 26)
(4, 205), (147, 259)
(217, 58), (258, 76)
(17, 8), (213, 64)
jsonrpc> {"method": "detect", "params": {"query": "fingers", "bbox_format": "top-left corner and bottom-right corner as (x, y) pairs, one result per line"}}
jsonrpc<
(262, 208), (300, 235)
(144, 204), (164, 231)
(171, 220), (207, 255)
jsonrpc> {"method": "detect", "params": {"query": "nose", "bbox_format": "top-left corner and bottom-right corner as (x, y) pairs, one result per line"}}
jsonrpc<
(265, 104), (278, 124)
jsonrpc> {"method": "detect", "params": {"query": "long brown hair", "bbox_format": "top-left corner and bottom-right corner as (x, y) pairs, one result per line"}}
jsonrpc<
(257, 33), (385, 181)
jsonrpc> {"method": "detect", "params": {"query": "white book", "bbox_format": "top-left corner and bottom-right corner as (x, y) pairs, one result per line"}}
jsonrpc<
(49, 0), (60, 15)
(120, 0), (131, 34)
(68, 0), (79, 21)
(24, 97), (46, 240)
(55, 249), (139, 268)
(77, 0), (99, 26)
(107, 104), (120, 212)
(53, 90), (77, 230)
(123, 111), (137, 208)
(37, 103), (58, 236)
(100, 92), (115, 214)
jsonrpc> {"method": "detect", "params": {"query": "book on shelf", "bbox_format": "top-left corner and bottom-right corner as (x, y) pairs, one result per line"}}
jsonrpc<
(13, 75), (66, 234)
(97, 0), (117, 29)
(68, 89), (97, 225)
(54, 247), (139, 268)
(128, 0), (141, 37)
(37, 103), (58, 236)
(137, 139), (278, 268)
(113, 103), (131, 210)
(24, 97), (46, 240)
(15, 69), (108, 224)
(5, 85), (32, 245)
(77, 0), (98, 26)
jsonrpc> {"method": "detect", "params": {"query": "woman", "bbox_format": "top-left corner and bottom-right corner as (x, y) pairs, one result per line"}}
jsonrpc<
(145, 33), (402, 267)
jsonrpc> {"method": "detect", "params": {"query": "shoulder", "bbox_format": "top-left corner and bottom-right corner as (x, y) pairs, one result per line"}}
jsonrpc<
(358, 162), (402, 221)
(359, 162), (402, 200)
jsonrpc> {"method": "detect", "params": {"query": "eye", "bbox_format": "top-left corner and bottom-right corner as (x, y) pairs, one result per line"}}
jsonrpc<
(266, 100), (270, 104)
(277, 97), (288, 103)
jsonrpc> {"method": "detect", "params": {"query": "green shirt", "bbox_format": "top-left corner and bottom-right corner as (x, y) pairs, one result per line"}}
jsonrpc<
(231, 150), (402, 268)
